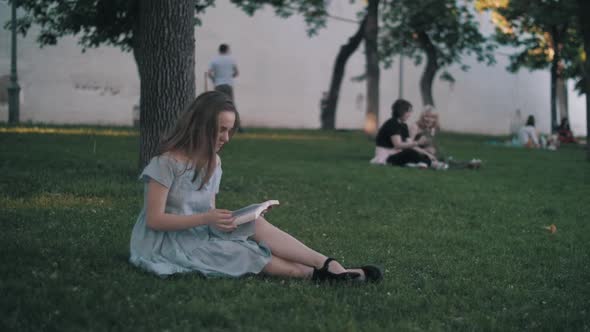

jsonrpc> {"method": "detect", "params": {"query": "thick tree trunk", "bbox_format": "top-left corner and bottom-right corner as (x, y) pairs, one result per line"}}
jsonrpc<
(556, 75), (568, 124)
(586, 68), (590, 161)
(321, 17), (367, 130)
(578, 0), (590, 160)
(133, 0), (196, 170)
(550, 55), (558, 131)
(549, 27), (563, 131)
(418, 31), (438, 107)
(363, 0), (379, 137)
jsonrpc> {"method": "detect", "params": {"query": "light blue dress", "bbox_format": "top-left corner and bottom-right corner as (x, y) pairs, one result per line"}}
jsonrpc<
(129, 155), (271, 278)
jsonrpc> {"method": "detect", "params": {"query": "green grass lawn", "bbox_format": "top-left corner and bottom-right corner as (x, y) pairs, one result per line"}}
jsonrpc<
(1, 125), (589, 331)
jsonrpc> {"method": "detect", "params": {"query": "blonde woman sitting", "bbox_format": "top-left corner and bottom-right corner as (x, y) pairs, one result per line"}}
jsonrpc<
(409, 106), (481, 169)
(409, 105), (440, 157)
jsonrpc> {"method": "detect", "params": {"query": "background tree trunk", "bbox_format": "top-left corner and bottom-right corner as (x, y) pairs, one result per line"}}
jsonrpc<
(556, 75), (568, 124)
(321, 17), (367, 130)
(550, 55), (558, 131)
(549, 27), (563, 131)
(418, 31), (438, 107)
(577, 0), (590, 160)
(363, 0), (380, 137)
(133, 0), (196, 169)
(586, 71), (590, 161)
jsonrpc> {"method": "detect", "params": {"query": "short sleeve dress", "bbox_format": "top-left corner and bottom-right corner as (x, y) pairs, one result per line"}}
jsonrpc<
(129, 155), (272, 278)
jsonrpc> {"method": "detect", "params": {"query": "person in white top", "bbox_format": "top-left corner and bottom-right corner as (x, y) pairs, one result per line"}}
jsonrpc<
(208, 44), (239, 101)
(518, 115), (540, 148)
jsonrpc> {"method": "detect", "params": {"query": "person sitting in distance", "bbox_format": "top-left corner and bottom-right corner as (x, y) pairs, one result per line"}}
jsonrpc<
(371, 99), (447, 169)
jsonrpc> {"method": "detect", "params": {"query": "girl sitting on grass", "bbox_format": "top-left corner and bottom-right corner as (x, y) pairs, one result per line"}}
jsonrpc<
(129, 91), (381, 283)
(409, 105), (440, 158)
(410, 107), (482, 170)
(518, 115), (540, 148)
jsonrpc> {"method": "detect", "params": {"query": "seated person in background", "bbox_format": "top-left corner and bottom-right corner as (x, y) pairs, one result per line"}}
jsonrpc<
(518, 115), (540, 148)
(410, 106), (482, 169)
(370, 99), (446, 169)
(557, 117), (576, 144)
(409, 105), (440, 157)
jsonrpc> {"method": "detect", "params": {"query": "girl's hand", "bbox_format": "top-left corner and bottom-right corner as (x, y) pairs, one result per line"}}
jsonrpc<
(417, 135), (429, 146)
(205, 209), (236, 232)
(260, 206), (273, 218)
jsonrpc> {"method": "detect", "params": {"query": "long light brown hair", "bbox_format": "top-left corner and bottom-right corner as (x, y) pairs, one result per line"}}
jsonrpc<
(159, 91), (239, 188)
(416, 105), (440, 133)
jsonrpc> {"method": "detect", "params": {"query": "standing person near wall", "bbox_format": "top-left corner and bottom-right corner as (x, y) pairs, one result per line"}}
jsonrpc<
(209, 44), (241, 132)
(208, 44), (239, 102)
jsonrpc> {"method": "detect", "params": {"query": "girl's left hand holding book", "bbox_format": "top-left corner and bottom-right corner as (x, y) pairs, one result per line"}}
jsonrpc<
(204, 209), (237, 232)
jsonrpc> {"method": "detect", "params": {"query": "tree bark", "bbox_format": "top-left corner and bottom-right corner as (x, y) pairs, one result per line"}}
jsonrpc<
(321, 17), (367, 130)
(556, 75), (568, 124)
(133, 0), (196, 169)
(363, 0), (379, 137)
(418, 31), (438, 107)
(577, 0), (590, 160)
(549, 26), (566, 131)
(550, 57), (558, 130)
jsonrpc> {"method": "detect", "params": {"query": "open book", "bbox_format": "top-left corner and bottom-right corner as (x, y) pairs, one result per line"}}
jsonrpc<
(232, 200), (279, 226)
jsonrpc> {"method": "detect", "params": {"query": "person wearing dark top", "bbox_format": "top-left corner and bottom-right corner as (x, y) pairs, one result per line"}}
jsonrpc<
(557, 117), (576, 144)
(370, 99), (446, 169)
(375, 118), (410, 148)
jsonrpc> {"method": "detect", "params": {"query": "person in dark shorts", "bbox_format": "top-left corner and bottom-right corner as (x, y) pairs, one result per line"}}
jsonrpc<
(208, 44), (243, 132)
(208, 44), (239, 101)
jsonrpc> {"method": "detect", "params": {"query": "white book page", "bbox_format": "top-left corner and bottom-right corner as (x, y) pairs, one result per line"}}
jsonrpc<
(232, 200), (279, 225)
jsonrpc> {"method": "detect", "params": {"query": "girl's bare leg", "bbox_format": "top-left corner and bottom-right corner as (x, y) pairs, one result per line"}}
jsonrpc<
(262, 255), (313, 278)
(253, 217), (365, 278)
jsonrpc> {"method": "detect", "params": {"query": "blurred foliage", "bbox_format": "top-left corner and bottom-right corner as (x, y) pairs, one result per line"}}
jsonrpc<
(379, 0), (496, 83)
(476, 0), (585, 94)
(6, 0), (328, 51)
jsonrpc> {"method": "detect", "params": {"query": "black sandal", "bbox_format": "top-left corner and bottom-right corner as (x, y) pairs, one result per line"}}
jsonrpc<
(350, 265), (383, 283)
(311, 257), (360, 282)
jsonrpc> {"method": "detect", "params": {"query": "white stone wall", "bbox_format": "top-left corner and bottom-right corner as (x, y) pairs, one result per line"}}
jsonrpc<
(0, 1), (586, 135)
